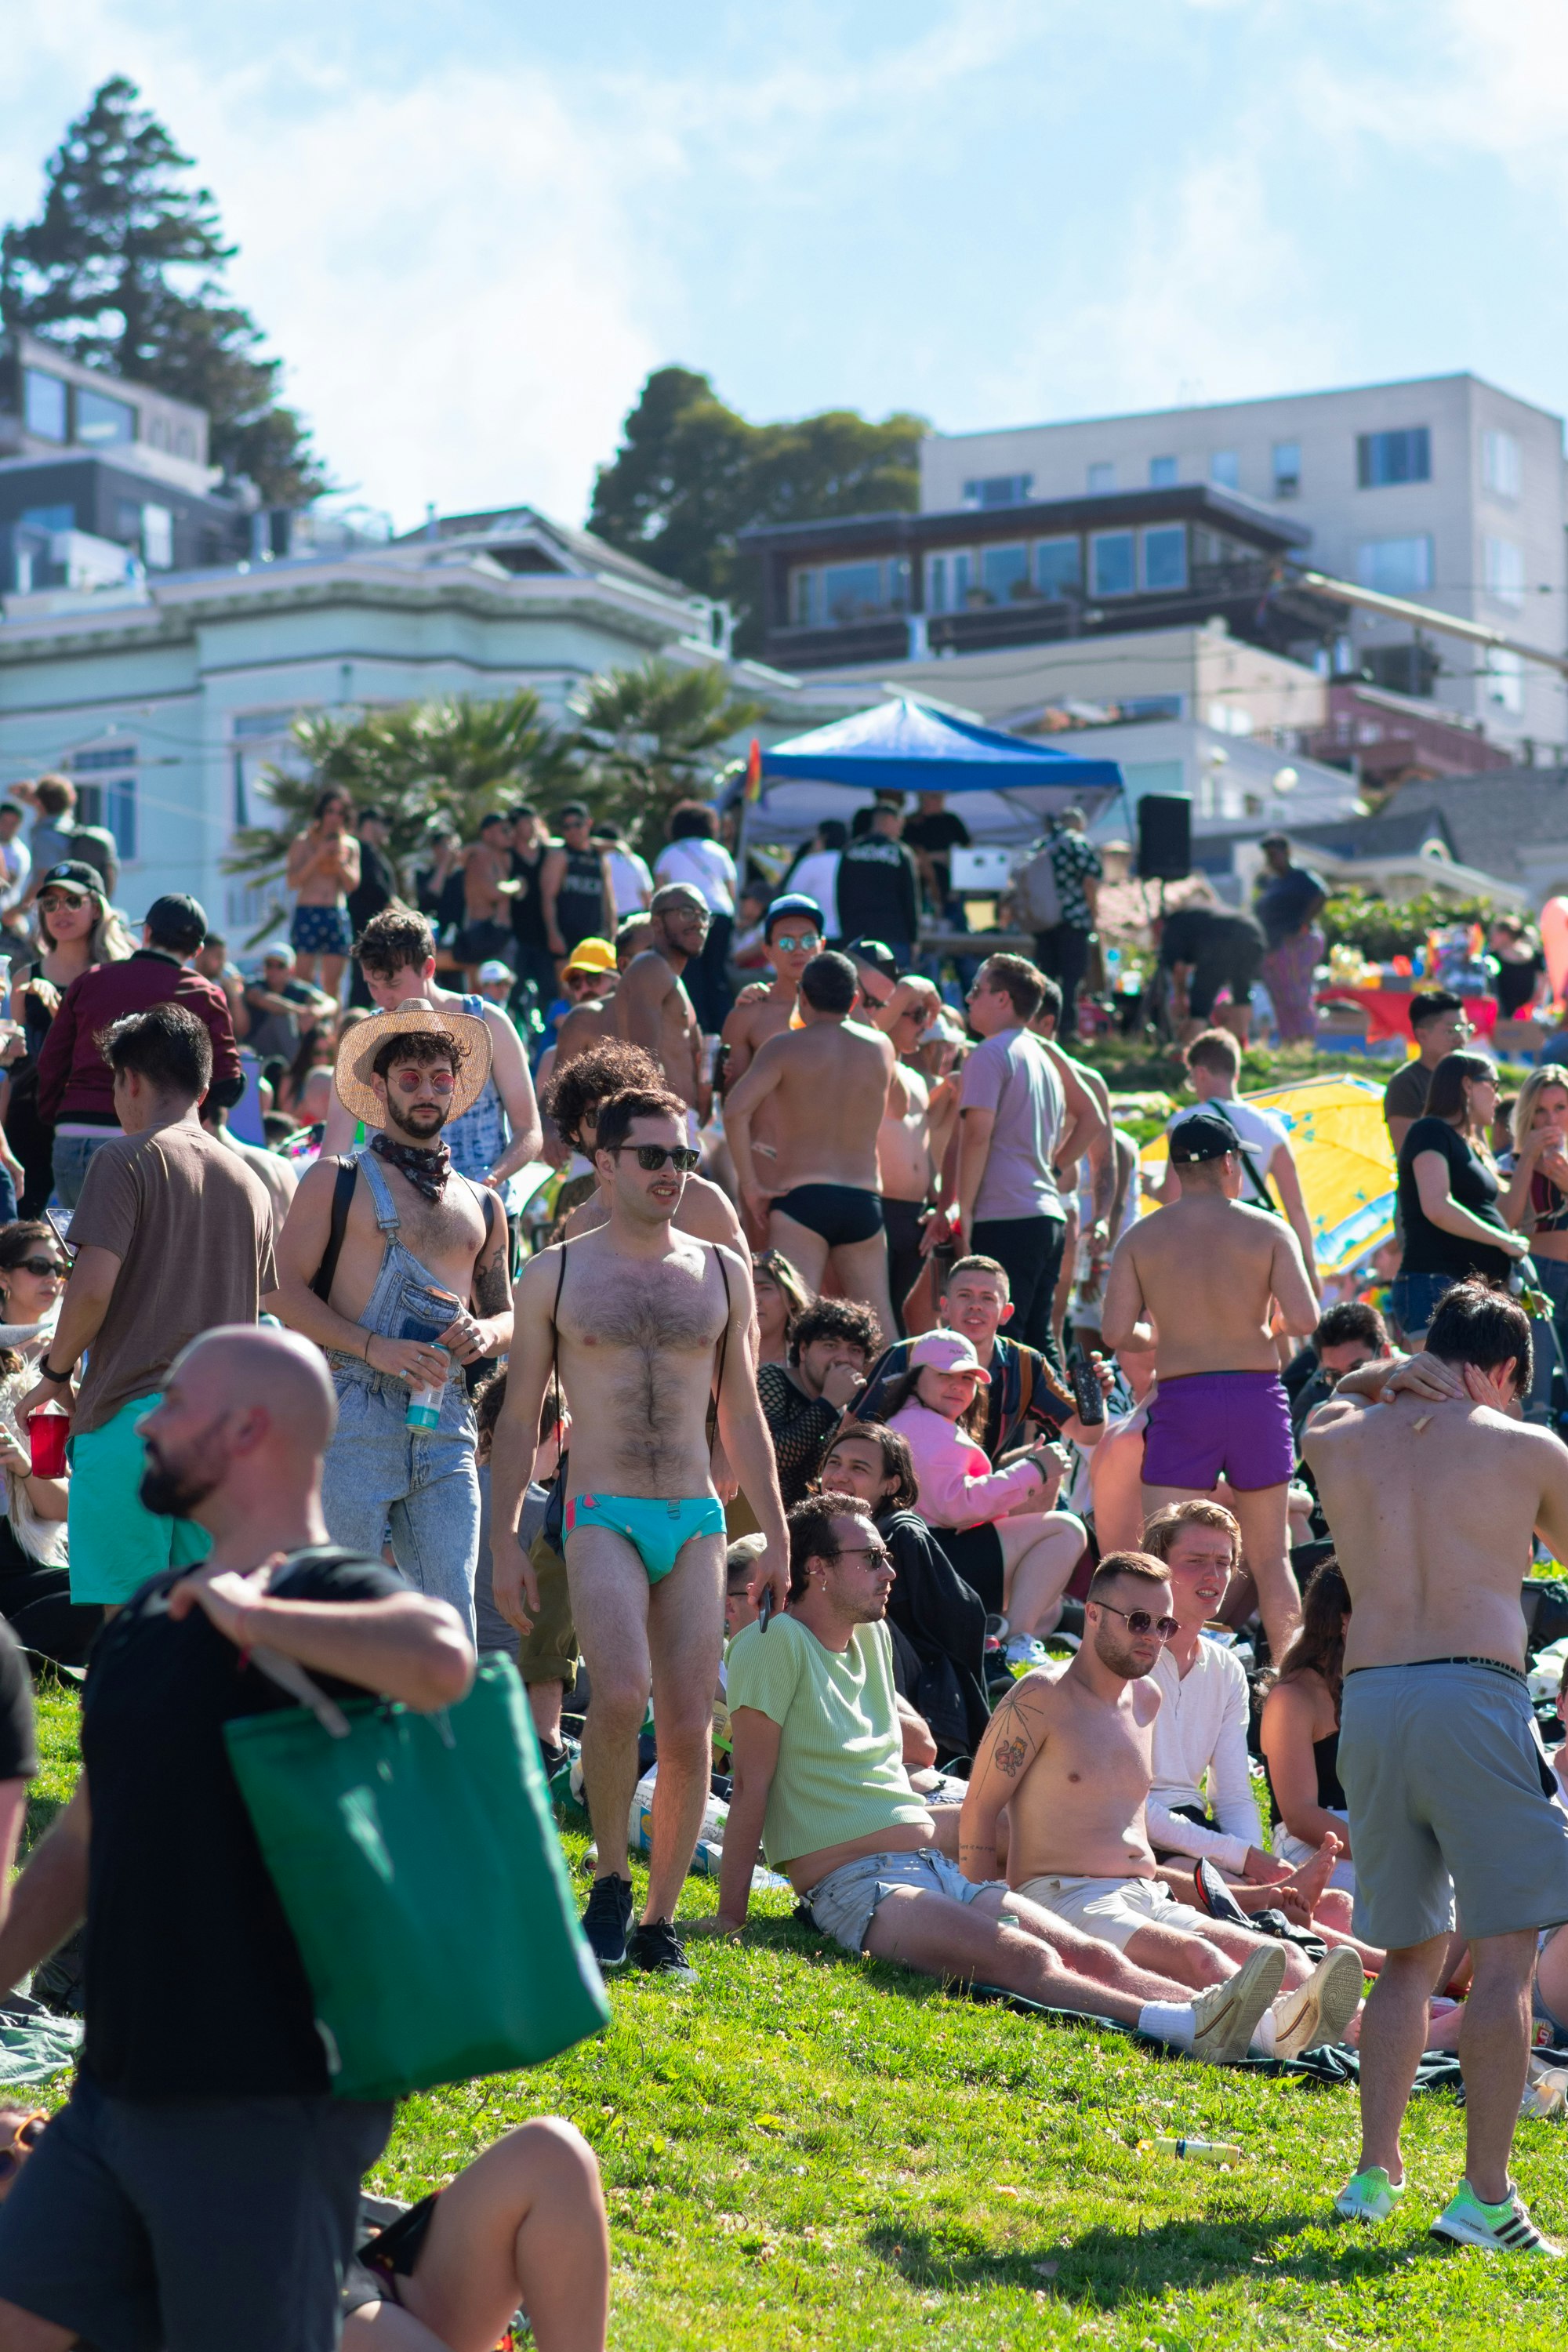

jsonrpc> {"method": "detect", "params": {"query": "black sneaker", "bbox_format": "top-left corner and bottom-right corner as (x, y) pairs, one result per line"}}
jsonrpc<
(581, 1874), (634, 1971)
(629, 1917), (698, 1984)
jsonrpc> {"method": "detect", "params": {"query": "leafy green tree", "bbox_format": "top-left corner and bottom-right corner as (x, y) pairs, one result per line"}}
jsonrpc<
(589, 367), (924, 652)
(2, 76), (325, 503)
(571, 659), (764, 855)
(223, 692), (579, 926)
(1321, 886), (1498, 964)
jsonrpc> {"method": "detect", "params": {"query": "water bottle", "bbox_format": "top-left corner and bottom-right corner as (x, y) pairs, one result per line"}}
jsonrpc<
(405, 1345), (449, 1431)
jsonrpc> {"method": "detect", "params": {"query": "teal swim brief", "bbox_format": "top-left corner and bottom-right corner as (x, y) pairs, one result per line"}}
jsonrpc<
(564, 1491), (725, 1584)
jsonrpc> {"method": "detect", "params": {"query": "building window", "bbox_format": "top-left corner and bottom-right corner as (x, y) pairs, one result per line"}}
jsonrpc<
(821, 561), (887, 622)
(1087, 462), (1115, 494)
(1210, 451), (1239, 490)
(789, 570), (819, 626)
(1483, 648), (1524, 714)
(141, 505), (174, 571)
(927, 552), (973, 614)
(74, 385), (136, 447)
(1034, 537), (1081, 598)
(1482, 428), (1521, 500)
(1089, 530), (1135, 597)
(1149, 456), (1178, 488)
(1483, 535), (1525, 607)
(961, 474), (1033, 510)
(980, 543), (1031, 603)
(1356, 426), (1430, 488)
(1272, 441), (1301, 498)
(20, 503), (74, 536)
(67, 744), (137, 860)
(22, 370), (67, 441)
(1141, 524), (1188, 593)
(1356, 535), (1433, 595)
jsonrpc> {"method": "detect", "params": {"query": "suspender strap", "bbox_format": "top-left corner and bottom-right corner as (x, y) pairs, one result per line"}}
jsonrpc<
(707, 1247), (731, 1459)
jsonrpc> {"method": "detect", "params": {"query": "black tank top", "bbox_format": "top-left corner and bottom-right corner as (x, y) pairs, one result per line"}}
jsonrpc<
(1266, 1727), (1345, 1823)
(510, 844), (548, 948)
(554, 845), (606, 949)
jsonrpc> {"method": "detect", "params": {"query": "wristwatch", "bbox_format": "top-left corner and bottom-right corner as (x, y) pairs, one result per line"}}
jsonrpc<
(38, 1357), (72, 1386)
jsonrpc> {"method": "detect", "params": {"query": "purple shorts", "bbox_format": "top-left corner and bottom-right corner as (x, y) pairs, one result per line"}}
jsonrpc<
(1142, 1370), (1294, 1494)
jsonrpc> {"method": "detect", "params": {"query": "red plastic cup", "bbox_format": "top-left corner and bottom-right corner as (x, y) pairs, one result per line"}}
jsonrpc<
(26, 1405), (69, 1479)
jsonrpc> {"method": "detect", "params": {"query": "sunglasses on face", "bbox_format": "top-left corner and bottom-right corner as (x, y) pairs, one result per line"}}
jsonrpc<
(835, 1542), (895, 1570)
(771, 932), (821, 955)
(611, 1144), (701, 1172)
(1094, 1599), (1179, 1639)
(38, 894), (86, 915)
(10, 1258), (67, 1279)
(392, 1069), (455, 1094)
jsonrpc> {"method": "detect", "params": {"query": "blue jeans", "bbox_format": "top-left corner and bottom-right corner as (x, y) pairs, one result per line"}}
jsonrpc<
(1389, 1269), (1457, 1345)
(52, 1131), (118, 1208)
(1526, 1254), (1568, 1425)
(320, 1359), (481, 1639)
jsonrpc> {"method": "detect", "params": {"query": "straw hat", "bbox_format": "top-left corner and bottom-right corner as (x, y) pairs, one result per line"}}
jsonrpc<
(334, 999), (492, 1127)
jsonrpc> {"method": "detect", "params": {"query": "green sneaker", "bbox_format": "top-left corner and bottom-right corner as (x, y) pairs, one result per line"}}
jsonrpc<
(1334, 2165), (1404, 2223)
(1431, 2180), (1563, 2255)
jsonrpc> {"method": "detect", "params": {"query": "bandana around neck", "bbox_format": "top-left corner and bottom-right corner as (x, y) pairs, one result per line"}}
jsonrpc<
(371, 1130), (452, 1203)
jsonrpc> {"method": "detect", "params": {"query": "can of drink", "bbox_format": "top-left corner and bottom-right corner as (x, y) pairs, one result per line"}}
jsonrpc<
(405, 1347), (449, 1431)
(27, 1401), (70, 1478)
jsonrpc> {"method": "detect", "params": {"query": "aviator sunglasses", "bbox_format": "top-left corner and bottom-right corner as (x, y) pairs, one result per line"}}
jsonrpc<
(609, 1143), (701, 1173)
(1094, 1599), (1180, 1639)
(771, 931), (822, 955)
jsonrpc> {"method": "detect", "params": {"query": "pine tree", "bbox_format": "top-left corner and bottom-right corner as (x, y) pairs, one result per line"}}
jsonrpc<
(1, 76), (326, 503)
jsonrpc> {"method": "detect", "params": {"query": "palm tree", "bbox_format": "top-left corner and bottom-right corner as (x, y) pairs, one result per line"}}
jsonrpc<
(570, 658), (764, 857)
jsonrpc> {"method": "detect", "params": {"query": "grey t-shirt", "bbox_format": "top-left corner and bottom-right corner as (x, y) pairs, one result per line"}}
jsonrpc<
(959, 1026), (1065, 1222)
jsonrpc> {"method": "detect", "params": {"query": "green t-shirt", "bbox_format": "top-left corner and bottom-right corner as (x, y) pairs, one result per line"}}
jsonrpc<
(726, 1615), (930, 1868)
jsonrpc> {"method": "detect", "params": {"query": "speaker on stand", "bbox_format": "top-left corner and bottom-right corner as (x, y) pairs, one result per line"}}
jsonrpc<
(1136, 793), (1192, 883)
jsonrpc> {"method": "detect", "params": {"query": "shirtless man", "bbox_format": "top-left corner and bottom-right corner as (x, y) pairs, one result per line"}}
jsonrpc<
(285, 789), (361, 996)
(958, 1550), (1363, 2055)
(271, 1005), (514, 1636)
(490, 1086), (786, 1980)
(615, 884), (710, 1131)
(867, 974), (957, 1335)
(1304, 1279), (1568, 2249)
(725, 950), (899, 1343)
(459, 811), (518, 985)
(322, 906), (542, 1194)
(719, 895), (824, 1241)
(543, 1040), (747, 1257)
(1102, 1109), (1319, 1658)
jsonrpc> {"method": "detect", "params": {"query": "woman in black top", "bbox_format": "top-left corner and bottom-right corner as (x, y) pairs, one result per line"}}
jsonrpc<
(1258, 1559), (1357, 1914)
(1394, 1049), (1526, 1342)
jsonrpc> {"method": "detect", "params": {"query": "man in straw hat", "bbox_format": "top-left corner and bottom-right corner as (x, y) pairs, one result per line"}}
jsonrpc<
(270, 1003), (513, 1636)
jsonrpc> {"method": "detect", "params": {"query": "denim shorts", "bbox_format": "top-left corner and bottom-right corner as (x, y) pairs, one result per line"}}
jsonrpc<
(804, 1846), (1001, 1955)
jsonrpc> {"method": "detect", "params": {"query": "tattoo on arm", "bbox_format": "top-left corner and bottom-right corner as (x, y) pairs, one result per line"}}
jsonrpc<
(982, 1682), (1047, 1781)
(474, 1254), (510, 1316)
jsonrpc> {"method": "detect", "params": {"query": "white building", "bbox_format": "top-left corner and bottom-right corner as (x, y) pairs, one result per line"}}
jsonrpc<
(0, 507), (876, 933)
(921, 374), (1568, 754)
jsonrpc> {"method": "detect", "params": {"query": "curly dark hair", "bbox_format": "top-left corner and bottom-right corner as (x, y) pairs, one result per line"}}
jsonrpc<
(818, 1419), (919, 1514)
(786, 1490), (872, 1600)
(786, 1298), (882, 1366)
(540, 1038), (662, 1147)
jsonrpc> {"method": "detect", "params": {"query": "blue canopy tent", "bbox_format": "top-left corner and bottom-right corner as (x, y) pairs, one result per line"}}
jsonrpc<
(720, 697), (1127, 848)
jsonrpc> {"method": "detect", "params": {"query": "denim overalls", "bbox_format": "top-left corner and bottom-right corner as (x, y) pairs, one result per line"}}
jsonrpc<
(318, 1145), (481, 1638)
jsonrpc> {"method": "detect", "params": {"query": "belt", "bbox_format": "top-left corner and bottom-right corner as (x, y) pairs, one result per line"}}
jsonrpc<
(1346, 1655), (1526, 1684)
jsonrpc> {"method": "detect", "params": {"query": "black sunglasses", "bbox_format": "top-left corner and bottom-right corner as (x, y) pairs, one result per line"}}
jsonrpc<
(1094, 1599), (1179, 1639)
(9, 1258), (67, 1279)
(610, 1144), (701, 1173)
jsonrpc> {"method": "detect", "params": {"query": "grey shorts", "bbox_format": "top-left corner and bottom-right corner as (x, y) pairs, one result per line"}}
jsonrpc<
(804, 1846), (1000, 1955)
(0, 2074), (392, 2352)
(1015, 1871), (1212, 1955)
(1340, 1659), (1568, 1950)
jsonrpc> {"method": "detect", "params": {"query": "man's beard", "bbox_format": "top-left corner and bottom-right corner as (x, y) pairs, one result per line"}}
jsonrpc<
(140, 1440), (220, 1521)
(386, 1100), (448, 1143)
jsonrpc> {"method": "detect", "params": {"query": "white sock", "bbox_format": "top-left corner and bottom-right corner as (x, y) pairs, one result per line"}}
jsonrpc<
(1250, 2007), (1277, 2057)
(1140, 1999), (1195, 2052)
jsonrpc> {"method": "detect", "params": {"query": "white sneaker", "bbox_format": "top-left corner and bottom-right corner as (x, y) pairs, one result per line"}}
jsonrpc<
(1190, 1944), (1287, 2063)
(1004, 1635), (1050, 1668)
(1272, 1947), (1365, 2058)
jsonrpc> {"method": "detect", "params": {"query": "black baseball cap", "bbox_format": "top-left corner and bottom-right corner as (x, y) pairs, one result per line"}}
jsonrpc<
(843, 937), (900, 982)
(1169, 1109), (1240, 1164)
(144, 892), (208, 953)
(764, 894), (825, 940)
(35, 860), (102, 899)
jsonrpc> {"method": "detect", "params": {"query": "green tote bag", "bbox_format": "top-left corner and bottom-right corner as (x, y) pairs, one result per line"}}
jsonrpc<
(223, 1652), (608, 2101)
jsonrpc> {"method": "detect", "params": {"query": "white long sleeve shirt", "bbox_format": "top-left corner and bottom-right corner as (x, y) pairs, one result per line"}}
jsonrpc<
(1146, 1639), (1262, 1874)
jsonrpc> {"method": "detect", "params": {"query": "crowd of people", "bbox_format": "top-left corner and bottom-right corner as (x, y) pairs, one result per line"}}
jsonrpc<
(0, 778), (1559, 2347)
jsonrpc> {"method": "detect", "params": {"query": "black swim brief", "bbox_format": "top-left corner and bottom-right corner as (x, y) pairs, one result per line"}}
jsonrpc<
(773, 1183), (885, 1249)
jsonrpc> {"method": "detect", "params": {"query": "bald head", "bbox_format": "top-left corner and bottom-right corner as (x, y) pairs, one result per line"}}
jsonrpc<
(171, 1327), (338, 1458)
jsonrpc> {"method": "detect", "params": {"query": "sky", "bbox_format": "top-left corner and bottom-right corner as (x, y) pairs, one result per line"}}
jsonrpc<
(5, 0), (1568, 535)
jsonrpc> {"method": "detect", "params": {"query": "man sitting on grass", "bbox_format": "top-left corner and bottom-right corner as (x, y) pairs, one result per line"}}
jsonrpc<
(958, 1548), (1365, 2058)
(705, 1494), (1292, 2063)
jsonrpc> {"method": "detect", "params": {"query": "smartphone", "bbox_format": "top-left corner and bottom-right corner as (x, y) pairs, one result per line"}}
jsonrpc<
(757, 1585), (775, 1633)
(1071, 1360), (1106, 1427)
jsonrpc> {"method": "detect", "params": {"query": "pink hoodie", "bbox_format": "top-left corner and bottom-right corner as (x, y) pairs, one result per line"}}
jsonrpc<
(887, 1400), (1049, 1530)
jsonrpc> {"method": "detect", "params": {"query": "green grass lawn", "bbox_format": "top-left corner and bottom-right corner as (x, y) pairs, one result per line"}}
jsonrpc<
(23, 1696), (1568, 2346)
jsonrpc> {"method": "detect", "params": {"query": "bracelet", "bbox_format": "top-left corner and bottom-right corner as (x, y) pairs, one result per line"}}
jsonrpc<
(38, 1357), (71, 1386)
(363, 1332), (375, 1368)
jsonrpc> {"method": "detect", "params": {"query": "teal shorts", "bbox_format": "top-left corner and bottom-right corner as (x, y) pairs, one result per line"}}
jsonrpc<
(564, 1491), (724, 1584)
(67, 1392), (211, 1605)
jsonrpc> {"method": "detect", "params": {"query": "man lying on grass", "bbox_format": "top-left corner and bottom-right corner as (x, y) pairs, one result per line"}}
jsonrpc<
(701, 1493), (1289, 2063)
(958, 1548), (1363, 2060)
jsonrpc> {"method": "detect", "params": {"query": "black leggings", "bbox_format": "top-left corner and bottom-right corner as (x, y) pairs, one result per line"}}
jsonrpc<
(0, 1531), (101, 1668)
(880, 1197), (928, 1338)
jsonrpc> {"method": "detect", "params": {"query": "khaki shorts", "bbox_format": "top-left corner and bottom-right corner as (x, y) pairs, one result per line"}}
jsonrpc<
(519, 1533), (577, 1687)
(1016, 1871), (1212, 1954)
